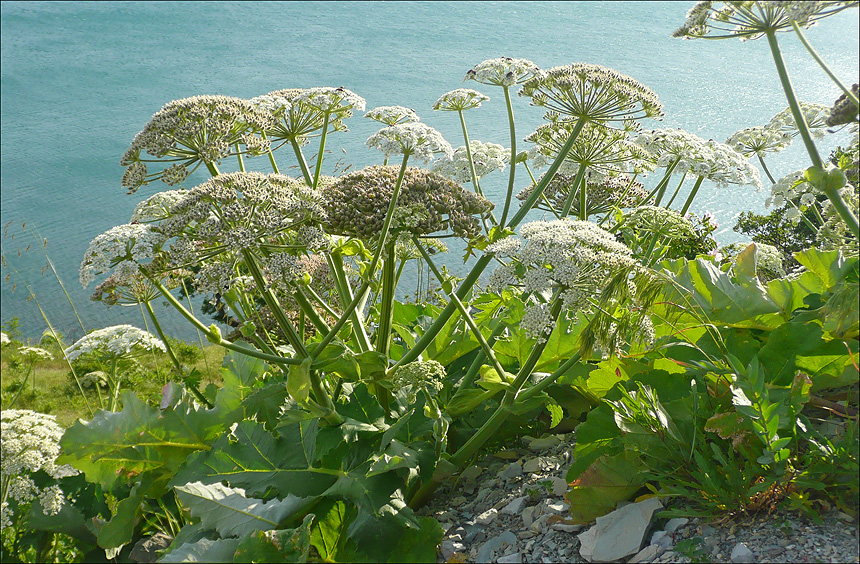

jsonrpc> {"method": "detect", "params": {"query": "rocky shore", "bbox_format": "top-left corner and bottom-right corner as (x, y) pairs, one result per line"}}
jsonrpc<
(419, 432), (860, 564)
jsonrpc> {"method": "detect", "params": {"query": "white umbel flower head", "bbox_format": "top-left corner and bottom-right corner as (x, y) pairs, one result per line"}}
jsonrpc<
(0, 332), (10, 346)
(64, 324), (166, 362)
(726, 126), (793, 157)
(766, 170), (815, 208)
(293, 87), (366, 114)
(432, 89), (491, 111)
(79, 224), (166, 288)
(366, 123), (454, 163)
(464, 57), (543, 87)
(364, 106), (420, 126)
(130, 190), (189, 223)
(431, 140), (510, 183)
(766, 101), (832, 139)
(1, 410), (79, 524)
(18, 346), (54, 362)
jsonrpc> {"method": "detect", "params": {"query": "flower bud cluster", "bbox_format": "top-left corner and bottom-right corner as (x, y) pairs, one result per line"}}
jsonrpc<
(488, 219), (636, 342)
(1, 410), (79, 528)
(826, 84), (860, 127)
(817, 185), (859, 251)
(520, 63), (663, 124)
(120, 95), (275, 193)
(64, 324), (166, 362)
(391, 360), (446, 400)
(766, 170), (815, 209)
(431, 140), (510, 183)
(366, 123), (454, 163)
(620, 206), (699, 240)
(432, 89), (490, 111)
(636, 128), (763, 190)
(364, 106), (420, 126)
(517, 172), (649, 216)
(464, 57), (543, 87)
(322, 166), (493, 241)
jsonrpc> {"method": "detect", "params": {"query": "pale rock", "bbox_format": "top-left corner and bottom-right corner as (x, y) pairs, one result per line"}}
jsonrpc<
(502, 496), (528, 515)
(578, 497), (663, 562)
(440, 540), (465, 560)
(475, 531), (517, 563)
(651, 530), (672, 549)
(530, 514), (550, 534)
(664, 517), (689, 533)
(628, 544), (659, 564)
(523, 458), (543, 473)
(461, 465), (483, 481)
(475, 508), (499, 525)
(548, 476), (569, 496)
(522, 506), (536, 528)
(499, 462), (523, 481)
(551, 523), (582, 533)
(731, 542), (755, 563)
(497, 553), (523, 564)
(528, 435), (561, 451)
(544, 501), (568, 514)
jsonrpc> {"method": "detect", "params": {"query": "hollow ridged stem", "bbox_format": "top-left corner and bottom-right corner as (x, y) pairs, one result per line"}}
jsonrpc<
(791, 21), (858, 107)
(242, 250), (308, 357)
(458, 109), (499, 228)
(312, 114), (330, 189)
(518, 350), (585, 403)
(757, 154), (777, 185)
(559, 164), (589, 219)
(302, 283), (340, 321)
(679, 176), (705, 217)
(665, 169), (689, 209)
(204, 161), (220, 176)
(309, 152), (411, 360)
(290, 138), (312, 186)
(414, 236), (509, 382)
(235, 143), (246, 172)
(375, 243), (398, 357)
(766, 29), (859, 239)
(458, 322), (509, 392)
(499, 86), (518, 226)
(293, 288), (331, 335)
(146, 274), (303, 366)
(261, 132), (280, 174)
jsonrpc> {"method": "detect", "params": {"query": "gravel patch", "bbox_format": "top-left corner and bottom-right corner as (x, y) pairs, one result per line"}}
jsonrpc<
(419, 432), (860, 563)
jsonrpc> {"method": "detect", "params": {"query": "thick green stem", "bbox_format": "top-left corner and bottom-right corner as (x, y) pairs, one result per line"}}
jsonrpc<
(146, 274), (303, 366)
(757, 155), (777, 185)
(235, 144), (246, 172)
(665, 169), (689, 209)
(459, 322), (509, 392)
(559, 165), (589, 219)
(310, 153), (410, 360)
(499, 86), (518, 226)
(260, 132), (280, 174)
(679, 176), (705, 216)
(518, 350), (585, 403)
(458, 109), (499, 228)
(242, 250), (308, 357)
(414, 236), (509, 383)
(302, 283), (340, 321)
(204, 161), (220, 177)
(293, 288), (331, 335)
(766, 29), (859, 239)
(109, 358), (120, 411)
(791, 21), (859, 107)
(290, 138), (313, 186)
(312, 114), (330, 189)
(329, 252), (372, 353)
(376, 243), (398, 357)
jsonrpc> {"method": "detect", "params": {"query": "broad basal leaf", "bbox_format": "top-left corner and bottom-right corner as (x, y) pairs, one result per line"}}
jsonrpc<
(564, 451), (646, 524)
(175, 481), (306, 538)
(159, 538), (240, 563)
(233, 514), (314, 563)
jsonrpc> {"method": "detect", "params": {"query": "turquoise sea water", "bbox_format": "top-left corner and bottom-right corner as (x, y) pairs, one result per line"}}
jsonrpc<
(1, 1), (858, 342)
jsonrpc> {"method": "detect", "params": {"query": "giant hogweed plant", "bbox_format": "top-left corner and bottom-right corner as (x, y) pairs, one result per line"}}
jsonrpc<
(12, 3), (857, 559)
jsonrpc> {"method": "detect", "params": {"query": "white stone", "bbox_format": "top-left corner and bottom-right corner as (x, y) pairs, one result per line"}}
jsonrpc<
(651, 530), (673, 550)
(577, 497), (663, 563)
(522, 506), (535, 528)
(629, 544), (660, 564)
(440, 540), (465, 560)
(731, 542), (755, 563)
(548, 476), (569, 496)
(499, 462), (523, 480)
(544, 501), (568, 514)
(461, 465), (483, 481)
(475, 531), (517, 563)
(551, 523), (582, 533)
(502, 496), (528, 515)
(664, 517), (689, 533)
(475, 508), (499, 525)
(528, 435), (561, 451)
(497, 553), (522, 564)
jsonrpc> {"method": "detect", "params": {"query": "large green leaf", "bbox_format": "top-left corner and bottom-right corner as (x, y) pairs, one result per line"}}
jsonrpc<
(758, 321), (858, 389)
(97, 487), (144, 551)
(564, 451), (646, 524)
(794, 248), (856, 288)
(171, 420), (336, 499)
(347, 509), (443, 563)
(175, 481), (306, 538)
(660, 258), (782, 329)
(309, 499), (358, 562)
(159, 538), (240, 563)
(233, 514), (314, 563)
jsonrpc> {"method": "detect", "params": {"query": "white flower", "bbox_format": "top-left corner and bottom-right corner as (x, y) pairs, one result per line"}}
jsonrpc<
(432, 89), (490, 111)
(64, 325), (166, 362)
(464, 57), (542, 87)
(431, 140), (510, 183)
(726, 126), (792, 157)
(79, 224), (166, 288)
(364, 106), (420, 126)
(366, 123), (454, 163)
(18, 346), (53, 362)
(766, 170), (814, 207)
(293, 87), (366, 114)
(130, 189), (188, 223)
(766, 102), (832, 139)
(1, 332), (11, 346)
